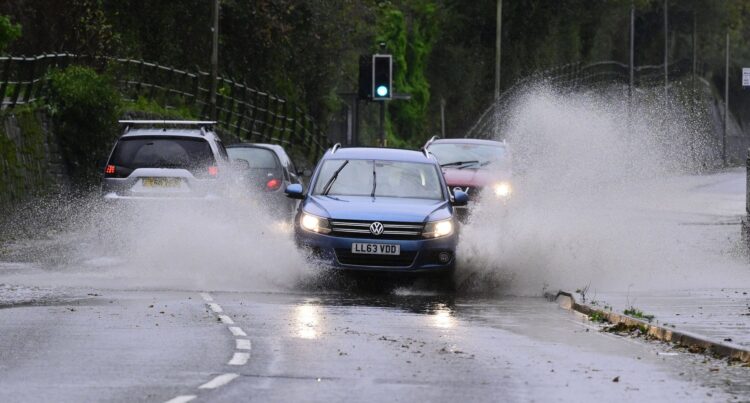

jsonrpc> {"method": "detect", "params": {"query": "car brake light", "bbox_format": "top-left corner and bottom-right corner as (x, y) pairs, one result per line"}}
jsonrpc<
(105, 165), (116, 175)
(208, 166), (219, 176)
(266, 178), (281, 190)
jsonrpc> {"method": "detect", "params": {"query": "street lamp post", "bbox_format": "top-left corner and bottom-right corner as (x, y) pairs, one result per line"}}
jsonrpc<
(629, 1), (634, 101)
(664, 0), (669, 105)
(494, 0), (502, 101)
(724, 31), (729, 164)
(210, 0), (219, 121)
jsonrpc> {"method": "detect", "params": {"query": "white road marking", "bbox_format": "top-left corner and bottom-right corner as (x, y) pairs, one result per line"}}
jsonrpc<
(236, 339), (252, 350)
(208, 303), (223, 313)
(229, 326), (247, 337)
(199, 292), (213, 302)
(218, 315), (235, 325)
(199, 373), (240, 389)
(164, 395), (196, 403)
(228, 352), (251, 366)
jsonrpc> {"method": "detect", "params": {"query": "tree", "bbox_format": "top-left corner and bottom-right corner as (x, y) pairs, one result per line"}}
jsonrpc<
(0, 15), (21, 53)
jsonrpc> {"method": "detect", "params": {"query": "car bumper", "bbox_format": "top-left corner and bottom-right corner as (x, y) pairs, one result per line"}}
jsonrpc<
(295, 230), (457, 273)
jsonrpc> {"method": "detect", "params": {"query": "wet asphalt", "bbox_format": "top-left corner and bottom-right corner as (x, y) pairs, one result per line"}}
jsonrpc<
(0, 283), (748, 403)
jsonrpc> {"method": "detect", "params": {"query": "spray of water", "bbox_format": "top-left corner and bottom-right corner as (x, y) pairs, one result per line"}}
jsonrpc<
(1, 191), (314, 293)
(456, 85), (748, 295)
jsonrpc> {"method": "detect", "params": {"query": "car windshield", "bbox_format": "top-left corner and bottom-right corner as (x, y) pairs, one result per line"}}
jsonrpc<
(108, 136), (216, 176)
(227, 147), (280, 169)
(428, 143), (510, 169)
(313, 159), (443, 200)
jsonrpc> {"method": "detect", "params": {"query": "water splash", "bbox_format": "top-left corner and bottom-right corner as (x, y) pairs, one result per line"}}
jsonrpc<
(456, 85), (747, 295)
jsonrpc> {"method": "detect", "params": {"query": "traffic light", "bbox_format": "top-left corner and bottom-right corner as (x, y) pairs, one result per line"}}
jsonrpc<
(372, 54), (392, 101)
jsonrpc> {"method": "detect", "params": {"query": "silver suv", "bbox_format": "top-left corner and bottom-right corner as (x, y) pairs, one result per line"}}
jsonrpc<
(101, 121), (231, 201)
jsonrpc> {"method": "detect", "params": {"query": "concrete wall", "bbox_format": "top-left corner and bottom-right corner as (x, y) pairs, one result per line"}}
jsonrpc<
(0, 108), (68, 207)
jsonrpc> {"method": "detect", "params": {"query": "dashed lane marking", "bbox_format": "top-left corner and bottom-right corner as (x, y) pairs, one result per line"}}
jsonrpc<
(164, 292), (249, 403)
(199, 373), (240, 389)
(228, 352), (251, 366)
(236, 339), (252, 350)
(164, 396), (196, 403)
(229, 326), (247, 337)
(218, 314), (235, 325)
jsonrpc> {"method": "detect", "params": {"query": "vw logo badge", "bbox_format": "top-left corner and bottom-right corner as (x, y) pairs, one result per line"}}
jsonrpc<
(369, 221), (384, 236)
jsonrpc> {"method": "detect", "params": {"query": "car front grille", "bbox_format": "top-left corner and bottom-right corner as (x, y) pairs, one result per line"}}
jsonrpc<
(329, 220), (424, 240)
(335, 249), (418, 267)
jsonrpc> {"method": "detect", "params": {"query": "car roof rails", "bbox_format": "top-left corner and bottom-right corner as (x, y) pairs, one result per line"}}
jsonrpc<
(118, 120), (217, 133)
(330, 143), (342, 154)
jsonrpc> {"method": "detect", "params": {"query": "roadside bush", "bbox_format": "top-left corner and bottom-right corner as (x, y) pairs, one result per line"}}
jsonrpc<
(47, 66), (121, 185)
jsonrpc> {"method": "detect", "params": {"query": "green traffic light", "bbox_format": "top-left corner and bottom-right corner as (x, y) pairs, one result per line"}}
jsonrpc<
(376, 85), (388, 97)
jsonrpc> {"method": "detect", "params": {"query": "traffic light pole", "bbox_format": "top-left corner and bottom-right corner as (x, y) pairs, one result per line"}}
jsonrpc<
(379, 101), (386, 147)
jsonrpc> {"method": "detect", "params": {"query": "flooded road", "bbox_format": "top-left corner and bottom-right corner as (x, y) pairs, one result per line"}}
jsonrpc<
(0, 272), (748, 402)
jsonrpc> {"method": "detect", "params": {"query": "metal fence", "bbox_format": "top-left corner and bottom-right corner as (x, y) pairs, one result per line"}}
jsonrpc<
(0, 53), (331, 162)
(465, 58), (701, 139)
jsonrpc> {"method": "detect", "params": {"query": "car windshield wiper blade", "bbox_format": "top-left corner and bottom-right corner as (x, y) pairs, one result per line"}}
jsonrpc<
(321, 160), (349, 195)
(440, 160), (479, 167)
(370, 161), (377, 197)
(457, 160), (487, 169)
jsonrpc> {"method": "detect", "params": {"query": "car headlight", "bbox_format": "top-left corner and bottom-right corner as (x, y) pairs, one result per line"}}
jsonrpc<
(300, 212), (331, 234)
(493, 181), (512, 198)
(423, 219), (454, 238)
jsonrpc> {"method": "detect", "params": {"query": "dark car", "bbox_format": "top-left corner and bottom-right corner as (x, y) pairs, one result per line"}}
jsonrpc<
(226, 143), (304, 219)
(102, 120), (232, 201)
(425, 137), (512, 220)
(285, 145), (468, 276)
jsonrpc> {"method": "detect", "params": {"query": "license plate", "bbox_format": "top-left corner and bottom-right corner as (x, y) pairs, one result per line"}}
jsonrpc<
(142, 177), (181, 188)
(351, 243), (400, 255)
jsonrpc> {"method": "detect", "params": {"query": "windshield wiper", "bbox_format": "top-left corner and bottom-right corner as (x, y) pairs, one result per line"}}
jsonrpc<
(440, 160), (479, 168)
(457, 160), (488, 169)
(370, 161), (377, 197)
(322, 160), (349, 195)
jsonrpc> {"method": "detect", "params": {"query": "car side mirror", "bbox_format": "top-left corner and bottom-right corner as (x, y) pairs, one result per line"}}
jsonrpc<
(452, 190), (468, 206)
(285, 183), (305, 199)
(231, 158), (250, 171)
(297, 169), (312, 177)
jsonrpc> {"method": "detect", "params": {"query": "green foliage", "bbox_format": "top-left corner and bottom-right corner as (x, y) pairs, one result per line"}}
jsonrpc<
(4, 0), (750, 146)
(126, 96), (198, 120)
(0, 14), (21, 53)
(0, 107), (53, 206)
(377, 1), (439, 148)
(589, 311), (607, 323)
(70, 0), (120, 58)
(47, 66), (121, 184)
(623, 307), (655, 323)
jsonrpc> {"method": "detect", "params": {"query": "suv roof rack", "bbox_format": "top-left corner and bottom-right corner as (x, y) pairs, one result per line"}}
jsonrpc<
(119, 120), (217, 135)
(331, 143), (342, 154)
(119, 120), (216, 129)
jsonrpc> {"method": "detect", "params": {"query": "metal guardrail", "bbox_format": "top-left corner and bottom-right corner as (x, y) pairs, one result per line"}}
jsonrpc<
(465, 58), (702, 139)
(0, 53), (331, 161)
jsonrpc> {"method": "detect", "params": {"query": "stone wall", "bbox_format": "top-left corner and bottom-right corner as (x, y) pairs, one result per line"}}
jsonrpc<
(0, 108), (68, 207)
